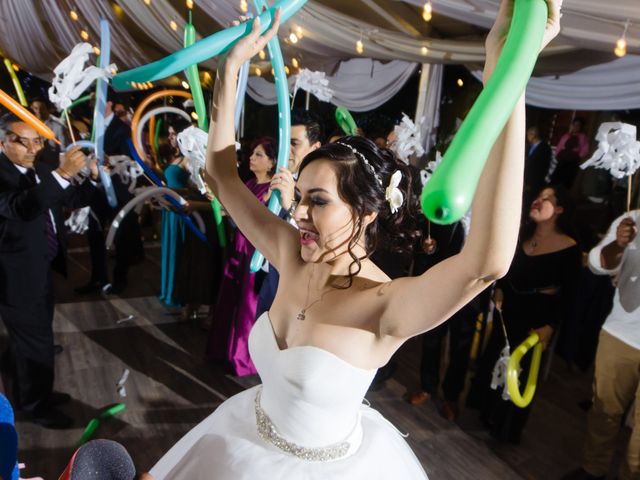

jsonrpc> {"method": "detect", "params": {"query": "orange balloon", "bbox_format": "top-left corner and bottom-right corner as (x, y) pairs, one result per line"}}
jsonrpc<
(0, 88), (60, 144)
(131, 89), (192, 162)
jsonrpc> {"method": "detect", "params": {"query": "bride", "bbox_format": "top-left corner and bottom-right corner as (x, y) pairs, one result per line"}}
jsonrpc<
(151, 1), (561, 478)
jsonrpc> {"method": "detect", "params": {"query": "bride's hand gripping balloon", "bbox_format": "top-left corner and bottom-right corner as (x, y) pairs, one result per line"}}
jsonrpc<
(222, 9), (281, 74)
(421, 0), (562, 225)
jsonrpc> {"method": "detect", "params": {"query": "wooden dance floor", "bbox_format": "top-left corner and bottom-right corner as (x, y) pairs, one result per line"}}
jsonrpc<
(1, 243), (622, 479)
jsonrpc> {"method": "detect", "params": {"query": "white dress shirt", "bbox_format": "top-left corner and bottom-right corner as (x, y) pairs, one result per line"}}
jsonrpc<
(588, 210), (640, 350)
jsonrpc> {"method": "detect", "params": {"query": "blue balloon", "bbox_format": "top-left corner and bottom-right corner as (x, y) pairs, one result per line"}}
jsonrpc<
(249, 0), (291, 273)
(65, 140), (95, 151)
(93, 19), (118, 208)
(235, 60), (250, 133)
(111, 0), (307, 91)
(127, 140), (208, 244)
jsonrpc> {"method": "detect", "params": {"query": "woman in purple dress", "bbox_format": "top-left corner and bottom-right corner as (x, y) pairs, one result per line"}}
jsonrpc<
(206, 137), (276, 375)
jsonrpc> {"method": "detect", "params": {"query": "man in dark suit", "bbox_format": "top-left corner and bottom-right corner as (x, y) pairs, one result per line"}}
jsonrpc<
(0, 113), (97, 428)
(524, 126), (552, 205)
(75, 93), (143, 295)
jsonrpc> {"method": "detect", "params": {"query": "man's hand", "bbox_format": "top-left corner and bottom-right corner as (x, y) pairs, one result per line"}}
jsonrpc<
(269, 167), (296, 211)
(616, 217), (637, 249)
(57, 146), (86, 179)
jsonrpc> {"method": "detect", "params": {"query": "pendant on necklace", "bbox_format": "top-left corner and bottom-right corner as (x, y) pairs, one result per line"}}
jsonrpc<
(296, 310), (306, 321)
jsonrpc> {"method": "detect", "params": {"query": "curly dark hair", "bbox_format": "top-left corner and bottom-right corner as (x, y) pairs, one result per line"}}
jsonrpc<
(298, 136), (420, 287)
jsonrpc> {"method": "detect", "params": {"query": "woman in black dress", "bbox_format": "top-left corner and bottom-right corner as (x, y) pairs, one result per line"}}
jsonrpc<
(467, 185), (582, 443)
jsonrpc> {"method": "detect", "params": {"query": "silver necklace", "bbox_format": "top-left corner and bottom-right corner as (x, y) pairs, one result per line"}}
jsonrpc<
(296, 268), (344, 321)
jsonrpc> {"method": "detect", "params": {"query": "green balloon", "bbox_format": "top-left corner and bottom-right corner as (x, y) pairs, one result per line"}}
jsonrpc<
(335, 106), (357, 136)
(421, 0), (547, 224)
(184, 16), (208, 131)
(184, 15), (226, 248)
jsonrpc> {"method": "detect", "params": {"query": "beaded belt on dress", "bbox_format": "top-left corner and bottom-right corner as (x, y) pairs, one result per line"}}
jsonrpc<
(254, 387), (357, 462)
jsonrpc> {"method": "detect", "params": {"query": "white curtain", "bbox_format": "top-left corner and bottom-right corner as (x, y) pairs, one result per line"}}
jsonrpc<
(414, 64), (444, 153)
(401, 0), (640, 55)
(247, 58), (417, 112)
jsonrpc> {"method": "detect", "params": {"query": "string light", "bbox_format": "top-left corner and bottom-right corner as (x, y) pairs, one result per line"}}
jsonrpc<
(295, 26), (303, 39)
(421, 46), (428, 56)
(288, 32), (299, 44)
(240, 0), (248, 13)
(255, 67), (262, 76)
(186, 0), (194, 9)
(457, 78), (464, 87)
(144, 0), (151, 4)
(422, 1), (433, 22)
(80, 30), (89, 41)
(356, 39), (364, 55)
(292, 58), (299, 68)
(191, 111), (199, 120)
(182, 80), (190, 89)
(70, 10), (79, 21)
(11, 63), (19, 72)
(93, 46), (101, 55)
(614, 20), (630, 57)
(170, 20), (178, 31)
(259, 50), (266, 60)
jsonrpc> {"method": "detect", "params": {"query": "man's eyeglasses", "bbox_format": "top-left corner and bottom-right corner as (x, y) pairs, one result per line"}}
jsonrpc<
(5, 130), (44, 150)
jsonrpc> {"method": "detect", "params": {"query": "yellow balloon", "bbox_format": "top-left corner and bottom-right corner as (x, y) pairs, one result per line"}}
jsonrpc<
(507, 333), (542, 408)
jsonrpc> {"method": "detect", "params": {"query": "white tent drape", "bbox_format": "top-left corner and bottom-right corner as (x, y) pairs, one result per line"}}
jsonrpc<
(247, 58), (417, 112)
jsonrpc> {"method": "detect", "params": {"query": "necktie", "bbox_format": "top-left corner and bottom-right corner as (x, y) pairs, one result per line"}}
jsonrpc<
(25, 169), (59, 261)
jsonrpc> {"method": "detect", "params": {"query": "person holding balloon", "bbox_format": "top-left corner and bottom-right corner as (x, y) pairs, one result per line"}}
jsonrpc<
(159, 118), (192, 308)
(150, 1), (562, 477)
(205, 136), (277, 376)
(466, 185), (581, 443)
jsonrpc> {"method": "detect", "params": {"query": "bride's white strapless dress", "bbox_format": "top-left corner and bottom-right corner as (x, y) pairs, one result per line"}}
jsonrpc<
(151, 313), (429, 479)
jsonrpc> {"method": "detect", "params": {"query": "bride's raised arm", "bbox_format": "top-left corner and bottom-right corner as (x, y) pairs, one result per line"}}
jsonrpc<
(380, 0), (562, 340)
(204, 10), (300, 270)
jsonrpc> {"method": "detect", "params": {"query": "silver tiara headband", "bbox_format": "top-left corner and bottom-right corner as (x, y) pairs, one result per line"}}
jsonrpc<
(336, 141), (404, 214)
(336, 142), (383, 187)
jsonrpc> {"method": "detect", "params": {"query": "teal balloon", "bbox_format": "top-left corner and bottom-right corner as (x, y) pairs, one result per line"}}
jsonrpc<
(112, 0), (307, 91)
(249, 0), (291, 274)
(421, 0), (547, 224)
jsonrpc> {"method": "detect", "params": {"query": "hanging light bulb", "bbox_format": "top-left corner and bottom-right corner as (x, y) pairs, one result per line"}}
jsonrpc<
(70, 10), (79, 21)
(182, 81), (190, 89)
(144, 0), (151, 4)
(11, 63), (19, 72)
(422, 1), (433, 22)
(457, 78), (464, 87)
(289, 32), (299, 44)
(259, 50), (266, 60)
(255, 67), (262, 77)
(186, 0), (194, 9)
(615, 19), (630, 57)
(170, 20), (178, 31)
(191, 111), (199, 120)
(295, 26), (303, 39)
(80, 30), (89, 40)
(421, 46), (428, 56)
(93, 46), (101, 55)
(356, 39), (364, 55)
(240, 0), (248, 13)
(292, 57), (299, 68)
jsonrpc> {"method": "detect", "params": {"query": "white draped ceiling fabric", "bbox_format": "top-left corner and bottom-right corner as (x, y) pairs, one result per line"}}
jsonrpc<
(0, 0), (638, 112)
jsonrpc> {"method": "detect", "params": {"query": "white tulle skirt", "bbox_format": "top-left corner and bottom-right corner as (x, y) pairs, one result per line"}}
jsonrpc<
(151, 386), (429, 479)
